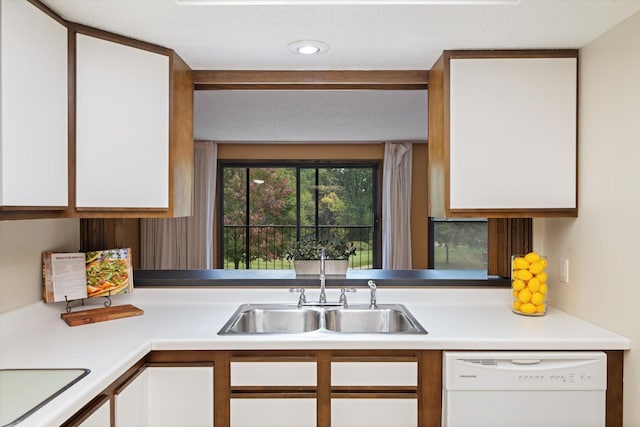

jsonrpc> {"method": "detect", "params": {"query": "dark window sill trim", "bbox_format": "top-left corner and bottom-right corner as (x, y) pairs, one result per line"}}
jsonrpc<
(133, 269), (510, 288)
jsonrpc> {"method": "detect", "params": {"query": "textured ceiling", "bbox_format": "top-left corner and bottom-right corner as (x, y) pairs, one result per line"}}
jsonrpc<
(40, 0), (640, 140)
(42, 0), (640, 70)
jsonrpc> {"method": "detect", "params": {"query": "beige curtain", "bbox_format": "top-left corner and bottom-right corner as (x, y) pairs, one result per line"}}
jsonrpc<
(382, 142), (413, 269)
(140, 141), (217, 269)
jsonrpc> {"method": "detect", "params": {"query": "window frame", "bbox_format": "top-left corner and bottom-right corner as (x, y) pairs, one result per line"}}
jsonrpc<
(216, 159), (382, 270)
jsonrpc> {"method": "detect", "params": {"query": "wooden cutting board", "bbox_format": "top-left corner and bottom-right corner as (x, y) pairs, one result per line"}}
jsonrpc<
(61, 304), (143, 327)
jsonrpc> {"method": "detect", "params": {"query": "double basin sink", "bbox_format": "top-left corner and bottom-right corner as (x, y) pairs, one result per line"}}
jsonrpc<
(218, 303), (427, 335)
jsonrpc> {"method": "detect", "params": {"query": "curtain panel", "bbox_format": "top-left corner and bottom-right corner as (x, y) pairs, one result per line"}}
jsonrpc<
(382, 142), (413, 269)
(140, 141), (217, 269)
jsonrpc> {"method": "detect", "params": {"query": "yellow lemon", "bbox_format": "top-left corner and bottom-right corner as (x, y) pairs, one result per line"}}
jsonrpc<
(540, 283), (548, 295)
(525, 252), (541, 263)
(513, 257), (529, 270)
(535, 303), (546, 313)
(518, 288), (532, 304)
(512, 289), (520, 298)
(527, 277), (541, 293)
(536, 271), (548, 283)
(520, 303), (536, 314)
(529, 262), (544, 275)
(517, 270), (533, 281)
(512, 279), (526, 291)
(531, 292), (544, 305)
(538, 258), (548, 269)
(513, 300), (522, 311)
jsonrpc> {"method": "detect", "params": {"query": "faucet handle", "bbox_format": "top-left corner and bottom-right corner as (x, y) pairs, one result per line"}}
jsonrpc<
(339, 288), (357, 307)
(367, 280), (377, 308)
(290, 288), (307, 306)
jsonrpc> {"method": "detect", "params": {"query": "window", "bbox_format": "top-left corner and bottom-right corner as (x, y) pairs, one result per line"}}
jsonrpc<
(220, 163), (379, 270)
(427, 217), (532, 277)
(428, 218), (488, 270)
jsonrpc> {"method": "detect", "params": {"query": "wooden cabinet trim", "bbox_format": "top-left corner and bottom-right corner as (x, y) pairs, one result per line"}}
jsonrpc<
(446, 49), (578, 60)
(193, 70), (429, 90)
(419, 350), (442, 427)
(605, 350), (624, 427)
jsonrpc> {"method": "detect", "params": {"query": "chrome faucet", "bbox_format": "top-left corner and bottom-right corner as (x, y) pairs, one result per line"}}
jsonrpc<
(319, 247), (327, 303)
(367, 280), (377, 308)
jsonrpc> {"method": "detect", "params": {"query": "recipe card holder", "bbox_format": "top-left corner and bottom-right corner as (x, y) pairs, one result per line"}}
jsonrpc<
(64, 293), (112, 313)
(60, 293), (143, 327)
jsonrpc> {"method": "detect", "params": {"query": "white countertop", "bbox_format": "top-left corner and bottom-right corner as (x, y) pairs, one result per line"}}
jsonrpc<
(0, 287), (630, 426)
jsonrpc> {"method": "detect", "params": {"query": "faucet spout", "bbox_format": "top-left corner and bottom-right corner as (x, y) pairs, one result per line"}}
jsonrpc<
(319, 247), (327, 303)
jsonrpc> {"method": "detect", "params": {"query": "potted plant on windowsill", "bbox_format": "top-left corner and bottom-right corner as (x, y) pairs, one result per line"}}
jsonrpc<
(285, 239), (356, 276)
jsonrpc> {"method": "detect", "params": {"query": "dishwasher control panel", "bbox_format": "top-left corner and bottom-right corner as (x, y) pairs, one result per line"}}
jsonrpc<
(444, 351), (606, 391)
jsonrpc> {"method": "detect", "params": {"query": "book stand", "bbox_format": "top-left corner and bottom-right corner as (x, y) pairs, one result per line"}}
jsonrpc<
(64, 293), (112, 314)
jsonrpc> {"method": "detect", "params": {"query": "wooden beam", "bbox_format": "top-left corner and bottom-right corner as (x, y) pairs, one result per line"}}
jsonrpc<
(193, 70), (429, 90)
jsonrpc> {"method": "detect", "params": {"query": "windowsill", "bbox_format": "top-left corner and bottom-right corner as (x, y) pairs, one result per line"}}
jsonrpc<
(133, 269), (510, 287)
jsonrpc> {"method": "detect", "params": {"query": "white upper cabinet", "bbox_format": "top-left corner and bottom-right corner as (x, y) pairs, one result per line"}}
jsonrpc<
(75, 33), (170, 210)
(428, 50), (578, 218)
(0, 0), (68, 207)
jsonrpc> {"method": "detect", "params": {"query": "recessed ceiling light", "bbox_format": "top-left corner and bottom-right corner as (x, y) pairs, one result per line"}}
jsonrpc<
(288, 40), (329, 55)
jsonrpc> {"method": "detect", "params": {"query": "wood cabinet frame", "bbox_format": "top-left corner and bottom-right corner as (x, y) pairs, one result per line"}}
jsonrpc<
(0, 0), (193, 220)
(67, 23), (193, 218)
(64, 349), (623, 427)
(428, 49), (579, 218)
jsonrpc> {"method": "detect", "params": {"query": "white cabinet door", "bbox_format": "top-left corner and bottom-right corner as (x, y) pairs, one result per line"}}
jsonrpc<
(448, 57), (577, 210)
(78, 399), (110, 427)
(114, 366), (213, 427)
(115, 370), (149, 427)
(231, 399), (316, 427)
(0, 0), (68, 207)
(75, 33), (169, 209)
(332, 399), (417, 427)
(146, 366), (213, 427)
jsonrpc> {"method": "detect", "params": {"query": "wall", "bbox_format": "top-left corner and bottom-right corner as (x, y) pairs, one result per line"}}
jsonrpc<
(535, 11), (640, 426)
(215, 142), (429, 268)
(0, 219), (80, 313)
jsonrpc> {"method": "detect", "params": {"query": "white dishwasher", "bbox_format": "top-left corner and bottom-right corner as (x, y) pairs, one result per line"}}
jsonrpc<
(442, 351), (607, 427)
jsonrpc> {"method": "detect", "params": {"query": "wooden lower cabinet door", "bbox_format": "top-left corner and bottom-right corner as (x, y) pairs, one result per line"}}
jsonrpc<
(331, 398), (418, 427)
(230, 398), (316, 427)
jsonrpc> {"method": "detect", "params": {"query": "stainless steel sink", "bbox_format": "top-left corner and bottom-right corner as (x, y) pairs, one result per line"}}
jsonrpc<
(218, 303), (426, 335)
(219, 304), (321, 334)
(324, 304), (427, 334)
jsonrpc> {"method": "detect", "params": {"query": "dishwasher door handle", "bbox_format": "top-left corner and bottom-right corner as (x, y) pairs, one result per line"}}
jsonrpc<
(509, 359), (541, 365)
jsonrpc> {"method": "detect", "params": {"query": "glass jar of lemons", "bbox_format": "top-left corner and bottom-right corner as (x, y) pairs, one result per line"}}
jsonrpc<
(511, 252), (547, 316)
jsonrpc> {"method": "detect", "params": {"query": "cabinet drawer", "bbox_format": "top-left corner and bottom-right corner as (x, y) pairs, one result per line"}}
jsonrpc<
(332, 362), (417, 386)
(231, 362), (316, 386)
(231, 398), (316, 427)
(332, 398), (417, 427)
